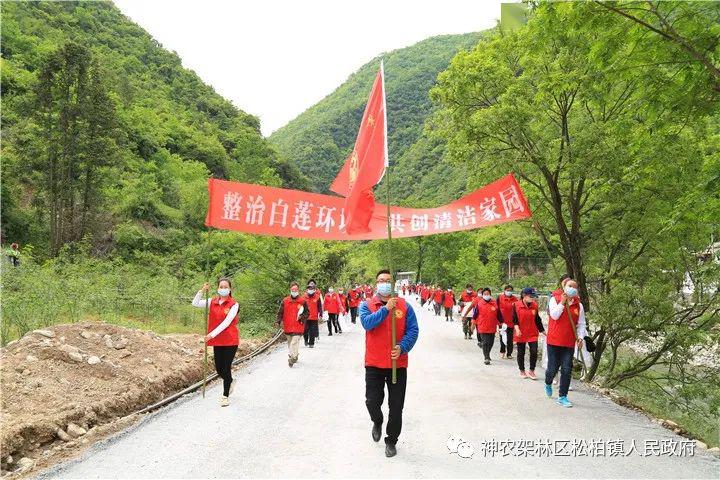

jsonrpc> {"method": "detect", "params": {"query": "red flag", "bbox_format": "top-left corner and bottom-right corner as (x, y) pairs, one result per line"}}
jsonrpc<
(331, 63), (387, 233)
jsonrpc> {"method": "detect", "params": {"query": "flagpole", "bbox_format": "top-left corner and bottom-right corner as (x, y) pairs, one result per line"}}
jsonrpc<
(380, 60), (397, 385)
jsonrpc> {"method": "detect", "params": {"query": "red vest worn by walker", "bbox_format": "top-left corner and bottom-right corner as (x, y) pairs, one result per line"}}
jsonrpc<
(281, 295), (306, 334)
(302, 292), (322, 320)
(207, 296), (239, 346)
(497, 293), (518, 327)
(547, 291), (581, 348)
(365, 296), (408, 369)
(472, 298), (500, 334)
(513, 300), (540, 343)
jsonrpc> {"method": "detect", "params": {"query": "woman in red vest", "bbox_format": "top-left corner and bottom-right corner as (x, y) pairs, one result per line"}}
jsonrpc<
(544, 279), (586, 407)
(276, 282), (309, 367)
(348, 285), (362, 324)
(497, 284), (518, 359)
(192, 278), (239, 407)
(302, 280), (323, 348)
(459, 284), (476, 339)
(442, 288), (455, 322)
(432, 287), (444, 317)
(513, 287), (545, 380)
(324, 287), (342, 335)
(471, 287), (503, 365)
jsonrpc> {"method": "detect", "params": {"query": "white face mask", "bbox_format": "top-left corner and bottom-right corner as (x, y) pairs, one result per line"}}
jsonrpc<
(482, 294), (492, 301)
(290, 291), (299, 298)
(328, 288), (334, 293)
(504, 291), (513, 297)
(218, 288), (230, 297)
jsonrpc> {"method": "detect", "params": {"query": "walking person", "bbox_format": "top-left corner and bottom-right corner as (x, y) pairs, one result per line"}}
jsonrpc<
(432, 287), (444, 317)
(360, 269), (419, 458)
(192, 278), (239, 406)
(443, 288), (455, 322)
(513, 287), (545, 380)
(276, 282), (309, 367)
(459, 284), (476, 339)
(348, 285), (362, 324)
(544, 279), (587, 407)
(338, 287), (348, 324)
(497, 284), (518, 359)
(302, 280), (323, 348)
(324, 287), (342, 335)
(471, 288), (503, 365)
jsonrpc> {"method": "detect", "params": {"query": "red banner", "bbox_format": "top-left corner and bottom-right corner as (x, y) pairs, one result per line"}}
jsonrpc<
(205, 174), (531, 240)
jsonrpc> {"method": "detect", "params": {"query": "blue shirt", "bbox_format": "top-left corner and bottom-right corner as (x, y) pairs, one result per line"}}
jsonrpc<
(359, 299), (419, 354)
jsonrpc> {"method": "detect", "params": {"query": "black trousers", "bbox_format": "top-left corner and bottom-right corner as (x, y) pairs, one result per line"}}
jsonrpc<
(304, 320), (319, 345)
(516, 341), (538, 371)
(212, 345), (238, 396)
(327, 313), (339, 334)
(499, 328), (514, 355)
(433, 303), (441, 315)
(444, 306), (453, 320)
(365, 366), (407, 446)
(479, 333), (495, 361)
(350, 306), (358, 323)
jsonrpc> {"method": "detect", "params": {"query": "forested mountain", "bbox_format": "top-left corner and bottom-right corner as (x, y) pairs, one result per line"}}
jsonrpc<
(269, 32), (483, 203)
(1, 1), (309, 253)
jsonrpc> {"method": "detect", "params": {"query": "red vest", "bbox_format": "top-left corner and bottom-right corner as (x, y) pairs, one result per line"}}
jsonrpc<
(547, 291), (581, 348)
(324, 292), (340, 314)
(433, 290), (444, 303)
(421, 288), (430, 300)
(303, 292), (322, 320)
(207, 296), (239, 346)
(497, 293), (518, 327)
(472, 298), (500, 333)
(443, 292), (455, 308)
(338, 293), (347, 313)
(365, 296), (408, 369)
(459, 291), (476, 304)
(281, 296), (306, 334)
(514, 300), (540, 343)
(348, 289), (361, 308)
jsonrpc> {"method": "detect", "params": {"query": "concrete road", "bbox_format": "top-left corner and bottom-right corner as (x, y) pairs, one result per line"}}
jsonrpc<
(39, 296), (719, 479)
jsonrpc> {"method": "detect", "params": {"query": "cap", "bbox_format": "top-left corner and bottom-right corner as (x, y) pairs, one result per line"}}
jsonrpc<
(521, 287), (538, 298)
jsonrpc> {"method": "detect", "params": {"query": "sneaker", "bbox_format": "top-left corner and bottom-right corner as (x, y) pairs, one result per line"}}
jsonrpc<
(372, 422), (382, 442)
(385, 443), (397, 457)
(519, 370), (527, 378)
(328, 333), (333, 336)
(484, 359), (491, 365)
(527, 371), (537, 380)
(220, 396), (229, 407)
(544, 383), (553, 398)
(309, 344), (314, 348)
(557, 396), (573, 408)
(500, 353), (506, 359)
(506, 355), (513, 359)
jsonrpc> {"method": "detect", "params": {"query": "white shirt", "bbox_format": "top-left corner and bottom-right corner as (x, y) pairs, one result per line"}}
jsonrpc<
(192, 291), (239, 339)
(548, 296), (587, 338)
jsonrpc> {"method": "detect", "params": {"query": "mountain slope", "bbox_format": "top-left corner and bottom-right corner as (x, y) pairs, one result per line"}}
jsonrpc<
(269, 32), (484, 200)
(0, 1), (309, 251)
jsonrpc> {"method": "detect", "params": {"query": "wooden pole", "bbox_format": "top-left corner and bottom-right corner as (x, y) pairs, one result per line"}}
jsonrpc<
(202, 229), (211, 398)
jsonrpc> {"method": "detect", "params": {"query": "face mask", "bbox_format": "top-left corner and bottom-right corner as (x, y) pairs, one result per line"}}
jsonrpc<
(564, 286), (578, 297)
(328, 288), (334, 293)
(338, 291), (344, 294)
(307, 288), (315, 295)
(218, 288), (230, 297)
(377, 282), (392, 296)
(482, 294), (492, 301)
(504, 291), (513, 297)
(466, 289), (472, 293)
(290, 291), (299, 298)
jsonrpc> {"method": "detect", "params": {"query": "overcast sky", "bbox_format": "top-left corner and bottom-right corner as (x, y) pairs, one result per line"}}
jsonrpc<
(113, 0), (501, 136)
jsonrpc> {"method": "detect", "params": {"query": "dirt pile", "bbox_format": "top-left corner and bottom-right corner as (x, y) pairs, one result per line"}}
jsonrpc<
(1, 322), (264, 476)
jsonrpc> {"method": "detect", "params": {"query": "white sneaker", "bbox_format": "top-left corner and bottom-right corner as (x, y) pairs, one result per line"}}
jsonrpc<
(220, 396), (229, 407)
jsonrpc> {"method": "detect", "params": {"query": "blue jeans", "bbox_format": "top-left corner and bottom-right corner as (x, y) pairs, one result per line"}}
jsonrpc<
(544, 344), (574, 396)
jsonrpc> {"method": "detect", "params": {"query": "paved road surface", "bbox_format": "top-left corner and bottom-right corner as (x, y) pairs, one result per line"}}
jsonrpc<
(39, 296), (719, 478)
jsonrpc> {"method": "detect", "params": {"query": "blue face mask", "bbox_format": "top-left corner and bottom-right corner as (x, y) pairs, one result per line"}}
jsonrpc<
(218, 288), (230, 297)
(564, 286), (578, 297)
(377, 282), (392, 296)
